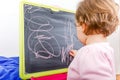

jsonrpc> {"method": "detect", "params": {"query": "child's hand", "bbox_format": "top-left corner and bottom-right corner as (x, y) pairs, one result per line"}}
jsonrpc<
(69, 50), (77, 57)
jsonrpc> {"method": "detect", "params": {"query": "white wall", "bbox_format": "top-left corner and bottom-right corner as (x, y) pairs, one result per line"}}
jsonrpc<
(0, 0), (119, 73)
(29, 0), (80, 11)
(108, 27), (120, 74)
(0, 0), (20, 57)
(107, 0), (120, 73)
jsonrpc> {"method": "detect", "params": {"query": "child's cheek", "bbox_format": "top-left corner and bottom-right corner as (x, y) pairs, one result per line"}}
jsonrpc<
(76, 27), (87, 45)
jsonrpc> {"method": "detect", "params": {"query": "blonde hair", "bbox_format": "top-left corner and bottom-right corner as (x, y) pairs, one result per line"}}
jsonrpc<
(76, 0), (119, 37)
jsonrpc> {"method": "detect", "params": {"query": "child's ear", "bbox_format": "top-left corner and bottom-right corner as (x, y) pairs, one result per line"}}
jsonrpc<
(81, 23), (87, 32)
(75, 22), (87, 33)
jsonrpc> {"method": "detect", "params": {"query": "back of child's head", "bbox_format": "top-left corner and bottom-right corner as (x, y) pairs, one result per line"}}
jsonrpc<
(76, 0), (119, 37)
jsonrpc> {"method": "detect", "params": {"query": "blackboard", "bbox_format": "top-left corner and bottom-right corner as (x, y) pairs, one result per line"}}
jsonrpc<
(20, 1), (83, 79)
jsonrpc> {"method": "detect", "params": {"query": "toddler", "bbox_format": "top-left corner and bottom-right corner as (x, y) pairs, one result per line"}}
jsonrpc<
(67, 0), (119, 80)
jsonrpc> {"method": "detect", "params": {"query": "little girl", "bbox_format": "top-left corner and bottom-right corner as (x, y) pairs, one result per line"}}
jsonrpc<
(67, 0), (119, 80)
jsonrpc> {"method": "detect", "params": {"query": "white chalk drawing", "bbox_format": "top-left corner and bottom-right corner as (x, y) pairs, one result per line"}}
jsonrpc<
(24, 5), (76, 64)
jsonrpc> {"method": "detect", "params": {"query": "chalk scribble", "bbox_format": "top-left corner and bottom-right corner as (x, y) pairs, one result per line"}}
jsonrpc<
(24, 5), (76, 64)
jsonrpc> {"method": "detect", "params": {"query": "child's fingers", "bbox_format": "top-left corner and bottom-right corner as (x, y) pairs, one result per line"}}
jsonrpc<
(69, 50), (76, 57)
(69, 51), (75, 57)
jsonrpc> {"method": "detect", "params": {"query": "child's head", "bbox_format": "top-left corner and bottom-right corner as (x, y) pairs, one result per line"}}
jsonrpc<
(76, 0), (119, 37)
